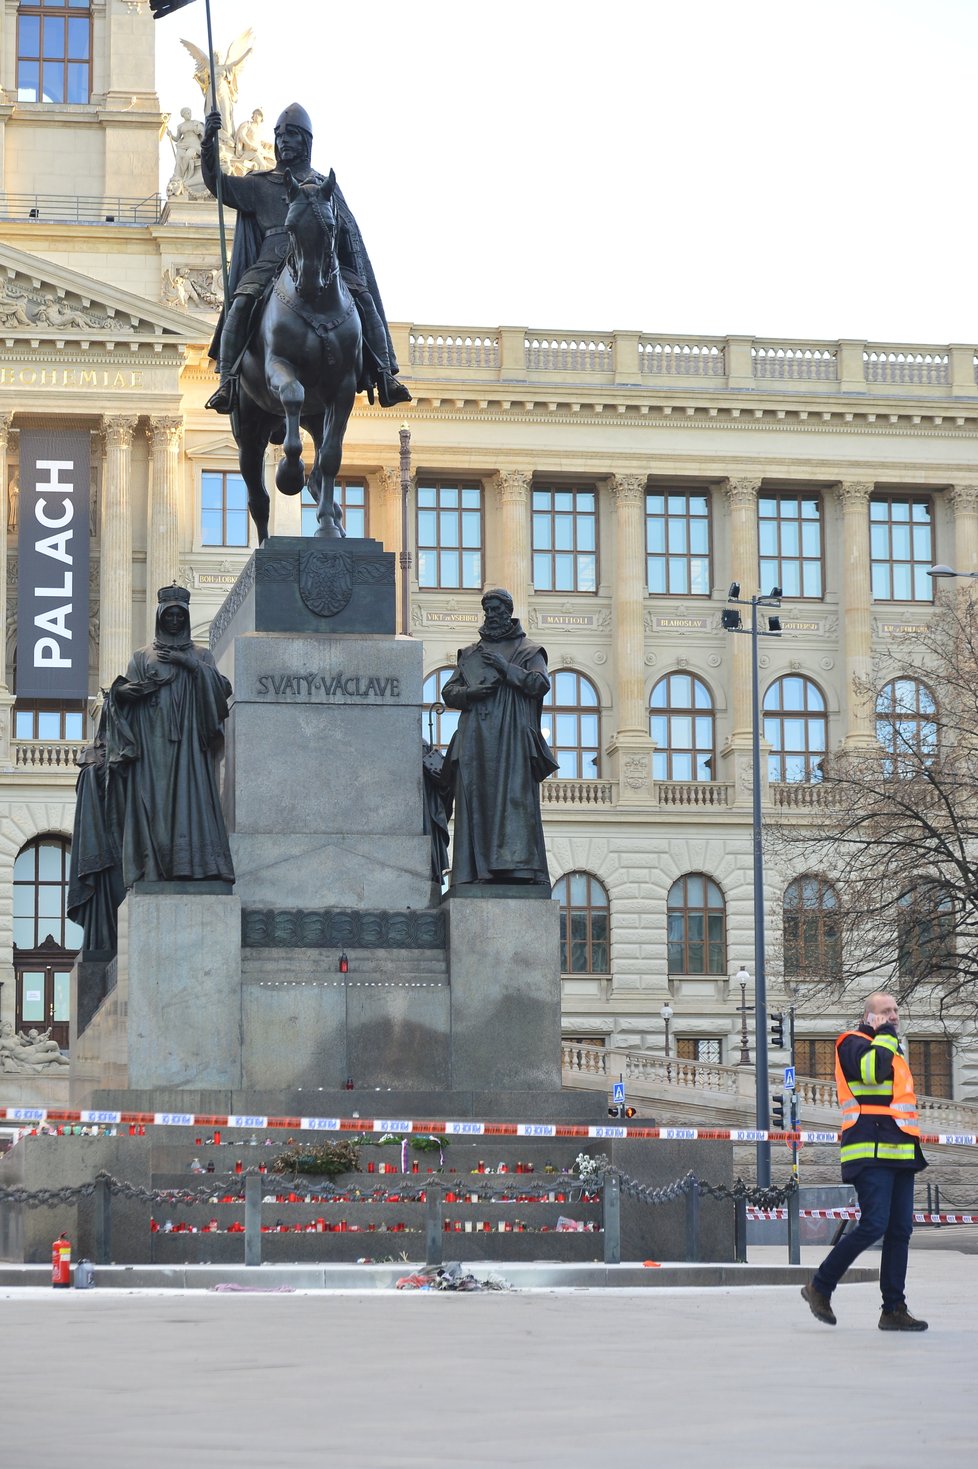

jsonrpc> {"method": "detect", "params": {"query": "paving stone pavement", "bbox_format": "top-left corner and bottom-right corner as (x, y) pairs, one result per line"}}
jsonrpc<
(1, 1238), (975, 1469)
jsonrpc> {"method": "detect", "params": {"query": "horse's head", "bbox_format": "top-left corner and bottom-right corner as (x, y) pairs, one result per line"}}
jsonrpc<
(283, 168), (339, 301)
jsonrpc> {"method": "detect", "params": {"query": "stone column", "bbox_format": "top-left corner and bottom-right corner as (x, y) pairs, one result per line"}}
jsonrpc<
(606, 473), (654, 804)
(374, 464), (408, 622)
(99, 415), (137, 689)
(493, 470), (532, 623)
(837, 481), (875, 746)
(0, 414), (13, 765)
(719, 477), (762, 804)
(949, 484), (978, 579)
(145, 417), (183, 639)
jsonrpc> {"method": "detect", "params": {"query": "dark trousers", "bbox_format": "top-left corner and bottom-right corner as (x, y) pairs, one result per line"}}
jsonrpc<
(812, 1166), (916, 1310)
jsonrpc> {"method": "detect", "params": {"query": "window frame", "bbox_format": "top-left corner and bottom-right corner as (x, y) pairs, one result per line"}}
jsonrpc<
(783, 874), (841, 979)
(645, 488), (713, 597)
(757, 491), (824, 601)
(897, 886), (955, 981)
(553, 871), (610, 976)
(763, 674), (828, 784)
(415, 479), (484, 591)
(200, 468), (251, 549)
(649, 671), (716, 782)
(531, 483), (599, 594)
(13, 701), (86, 743)
(16, 1), (92, 106)
(421, 667), (461, 752)
(907, 1037), (953, 1098)
(302, 477), (368, 539)
(875, 678), (938, 777)
(667, 873), (726, 976)
(541, 668), (601, 779)
(869, 493), (935, 603)
(12, 835), (82, 954)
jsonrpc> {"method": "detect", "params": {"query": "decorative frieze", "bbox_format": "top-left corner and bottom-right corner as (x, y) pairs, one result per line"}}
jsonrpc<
(242, 907), (447, 950)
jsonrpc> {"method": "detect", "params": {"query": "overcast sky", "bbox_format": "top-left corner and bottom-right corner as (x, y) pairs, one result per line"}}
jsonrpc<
(155, 0), (978, 346)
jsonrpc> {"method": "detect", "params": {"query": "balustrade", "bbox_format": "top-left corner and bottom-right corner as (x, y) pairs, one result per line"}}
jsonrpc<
(541, 778), (615, 807)
(408, 333), (499, 369)
(639, 341), (726, 376)
(864, 349), (949, 386)
(524, 337), (613, 372)
(13, 740), (83, 769)
(655, 781), (733, 809)
(752, 344), (838, 381)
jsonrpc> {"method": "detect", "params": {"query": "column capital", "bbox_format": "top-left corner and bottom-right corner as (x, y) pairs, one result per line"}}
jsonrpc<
(102, 414), (138, 448)
(949, 483), (978, 516)
(0, 412), (12, 442)
(494, 469), (532, 505)
(722, 476), (761, 508)
(836, 480), (873, 508)
(609, 473), (648, 504)
(148, 415), (183, 448)
(376, 465), (404, 502)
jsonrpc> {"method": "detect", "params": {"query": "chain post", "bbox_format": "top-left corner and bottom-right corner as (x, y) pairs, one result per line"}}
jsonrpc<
(602, 1171), (621, 1265)
(685, 1174), (700, 1262)
(734, 1194), (748, 1263)
(244, 1171), (262, 1267)
(94, 1174), (111, 1265)
(425, 1181), (443, 1267)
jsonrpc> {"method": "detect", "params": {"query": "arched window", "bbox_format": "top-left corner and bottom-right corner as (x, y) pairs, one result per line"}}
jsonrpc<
(649, 672), (715, 781)
(783, 875), (841, 978)
(541, 670), (600, 778)
(553, 872), (609, 974)
(13, 836), (82, 1050)
(897, 886), (954, 981)
(667, 874), (725, 974)
(422, 668), (460, 751)
(876, 679), (937, 776)
(763, 675), (827, 783)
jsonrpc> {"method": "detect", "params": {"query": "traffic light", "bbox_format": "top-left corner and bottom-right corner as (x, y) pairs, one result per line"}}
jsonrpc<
(770, 1011), (785, 1048)
(608, 1104), (637, 1120)
(771, 1093), (786, 1129)
(623, 1106), (636, 1119)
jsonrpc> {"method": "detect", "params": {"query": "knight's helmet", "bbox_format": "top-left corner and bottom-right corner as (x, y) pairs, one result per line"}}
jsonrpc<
(274, 103), (314, 158)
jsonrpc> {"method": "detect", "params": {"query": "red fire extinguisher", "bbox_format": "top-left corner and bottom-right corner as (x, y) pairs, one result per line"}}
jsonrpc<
(51, 1233), (71, 1289)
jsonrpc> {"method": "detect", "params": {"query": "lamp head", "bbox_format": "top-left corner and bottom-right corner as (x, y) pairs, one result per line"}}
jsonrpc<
(721, 608), (742, 631)
(727, 581), (740, 600)
(927, 564), (956, 578)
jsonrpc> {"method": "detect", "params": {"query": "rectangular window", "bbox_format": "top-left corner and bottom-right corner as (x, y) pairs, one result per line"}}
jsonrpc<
(532, 485), (597, 592)
(201, 471), (250, 548)
(302, 478), (367, 539)
(646, 491), (711, 595)
(416, 481), (483, 589)
(870, 495), (934, 602)
(907, 1037), (952, 1098)
(795, 1038), (836, 1081)
(13, 703), (85, 741)
(17, 2), (91, 105)
(758, 494), (822, 599)
(676, 1038), (722, 1063)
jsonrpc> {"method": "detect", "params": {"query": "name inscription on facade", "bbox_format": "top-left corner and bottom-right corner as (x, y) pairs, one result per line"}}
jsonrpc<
(422, 610), (479, 625)
(254, 670), (402, 700)
(879, 622), (929, 636)
(0, 367), (144, 390)
(654, 616), (709, 631)
(539, 613), (594, 627)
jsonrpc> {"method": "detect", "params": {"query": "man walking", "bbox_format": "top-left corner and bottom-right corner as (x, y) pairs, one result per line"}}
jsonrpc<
(801, 992), (928, 1330)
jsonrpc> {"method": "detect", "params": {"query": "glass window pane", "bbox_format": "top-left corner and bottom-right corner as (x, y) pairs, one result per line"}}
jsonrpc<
(13, 918), (34, 948)
(647, 519), (665, 553)
(37, 845), (62, 881)
(65, 711), (83, 740)
(226, 477), (247, 508)
(417, 509), (437, 546)
(462, 551), (482, 587)
(43, 17), (65, 58)
(417, 487), (436, 508)
(533, 553), (552, 589)
(13, 885), (35, 918)
(42, 64), (64, 104)
(532, 514), (552, 550)
(871, 564), (890, 600)
(553, 554), (575, 590)
(439, 486), (458, 508)
(417, 549), (437, 587)
(36, 711), (60, 739)
(554, 516), (573, 551)
(891, 525), (911, 560)
(226, 511), (249, 547)
(892, 564), (912, 600)
(672, 752), (692, 780)
(20, 16), (40, 53)
(53, 971), (71, 1022)
(686, 942), (704, 972)
(576, 517), (595, 552)
(461, 511), (481, 548)
(686, 875), (704, 906)
(439, 550), (459, 586)
(569, 873), (588, 905)
(439, 510), (459, 547)
(67, 59), (87, 102)
(21, 979), (46, 1024)
(201, 510), (223, 546)
(648, 559), (666, 593)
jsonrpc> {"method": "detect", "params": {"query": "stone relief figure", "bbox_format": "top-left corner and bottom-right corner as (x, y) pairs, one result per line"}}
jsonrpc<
(0, 1021), (69, 1072)
(162, 264), (221, 312)
(6, 472), (18, 534)
(104, 585), (234, 887)
(0, 291), (36, 329)
(233, 108), (274, 175)
(35, 295), (94, 331)
(182, 28), (254, 143)
(165, 107), (206, 198)
(441, 588), (558, 887)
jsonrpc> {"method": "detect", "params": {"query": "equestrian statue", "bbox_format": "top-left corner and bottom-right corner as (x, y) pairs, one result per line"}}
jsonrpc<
(201, 103), (410, 542)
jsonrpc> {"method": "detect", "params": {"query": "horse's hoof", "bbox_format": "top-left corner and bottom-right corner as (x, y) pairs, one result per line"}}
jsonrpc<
(314, 522), (344, 539)
(275, 457), (305, 496)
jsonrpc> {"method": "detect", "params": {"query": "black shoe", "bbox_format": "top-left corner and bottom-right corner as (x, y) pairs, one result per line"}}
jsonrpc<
(377, 372), (412, 408)
(879, 1304), (928, 1332)
(205, 380), (235, 414)
(801, 1282), (837, 1325)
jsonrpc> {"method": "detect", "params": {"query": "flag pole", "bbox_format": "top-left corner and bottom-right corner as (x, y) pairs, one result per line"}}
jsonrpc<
(202, 0), (231, 314)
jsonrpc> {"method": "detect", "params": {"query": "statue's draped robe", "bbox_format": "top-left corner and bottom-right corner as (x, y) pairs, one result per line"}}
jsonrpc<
(66, 704), (128, 953)
(107, 645), (234, 886)
(442, 632), (558, 884)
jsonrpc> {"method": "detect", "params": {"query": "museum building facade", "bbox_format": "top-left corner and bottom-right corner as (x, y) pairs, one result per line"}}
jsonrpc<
(0, 2), (975, 1101)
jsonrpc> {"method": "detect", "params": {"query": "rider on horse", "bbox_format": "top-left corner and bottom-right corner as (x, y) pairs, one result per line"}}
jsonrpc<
(200, 102), (411, 414)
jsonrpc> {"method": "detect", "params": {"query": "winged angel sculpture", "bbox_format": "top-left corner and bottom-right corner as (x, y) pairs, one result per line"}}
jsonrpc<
(182, 28), (254, 142)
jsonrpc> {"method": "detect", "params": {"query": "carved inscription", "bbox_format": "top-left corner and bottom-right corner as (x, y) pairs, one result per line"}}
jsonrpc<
(255, 670), (402, 699)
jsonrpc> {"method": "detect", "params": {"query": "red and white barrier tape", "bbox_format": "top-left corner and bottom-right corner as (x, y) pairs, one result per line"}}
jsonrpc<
(1, 1109), (976, 1147)
(747, 1207), (977, 1224)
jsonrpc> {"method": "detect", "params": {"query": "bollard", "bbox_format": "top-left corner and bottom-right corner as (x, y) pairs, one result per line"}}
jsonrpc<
(733, 1195), (748, 1264)
(602, 1171), (621, 1265)
(94, 1175), (111, 1266)
(787, 1186), (800, 1265)
(244, 1172), (261, 1267)
(424, 1184), (443, 1267)
(684, 1175), (700, 1262)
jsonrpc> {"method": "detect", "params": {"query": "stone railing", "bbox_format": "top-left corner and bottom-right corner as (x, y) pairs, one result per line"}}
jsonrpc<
(769, 781), (839, 809)
(562, 1043), (978, 1130)
(541, 778), (616, 806)
(12, 740), (83, 770)
(655, 780), (733, 809)
(397, 324), (978, 397)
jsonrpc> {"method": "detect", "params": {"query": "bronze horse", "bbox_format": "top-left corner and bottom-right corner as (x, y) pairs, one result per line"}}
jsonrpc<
(234, 169), (362, 542)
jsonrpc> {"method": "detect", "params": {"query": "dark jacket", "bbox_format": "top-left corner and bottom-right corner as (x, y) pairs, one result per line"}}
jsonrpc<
(837, 1023), (927, 1182)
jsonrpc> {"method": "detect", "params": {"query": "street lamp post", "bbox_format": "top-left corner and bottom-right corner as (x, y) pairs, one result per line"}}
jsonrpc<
(660, 1002), (673, 1082)
(928, 564), (978, 583)
(735, 966), (752, 1066)
(721, 583), (782, 1187)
